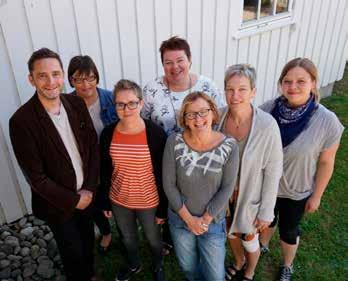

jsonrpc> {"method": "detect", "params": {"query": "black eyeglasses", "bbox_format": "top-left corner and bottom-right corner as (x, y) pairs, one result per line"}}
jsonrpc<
(72, 75), (96, 84)
(184, 108), (211, 120)
(115, 101), (140, 110)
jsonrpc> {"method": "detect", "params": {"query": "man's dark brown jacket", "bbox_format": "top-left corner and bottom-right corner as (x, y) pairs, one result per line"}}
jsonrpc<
(9, 93), (99, 224)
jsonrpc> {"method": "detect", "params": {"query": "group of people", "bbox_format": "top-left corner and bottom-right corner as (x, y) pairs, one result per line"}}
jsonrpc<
(9, 36), (343, 281)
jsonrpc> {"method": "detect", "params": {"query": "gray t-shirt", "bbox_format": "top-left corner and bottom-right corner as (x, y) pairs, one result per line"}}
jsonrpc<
(88, 97), (104, 138)
(163, 133), (239, 222)
(261, 101), (344, 200)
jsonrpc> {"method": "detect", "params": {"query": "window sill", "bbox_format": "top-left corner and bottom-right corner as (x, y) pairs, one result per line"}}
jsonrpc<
(232, 16), (295, 40)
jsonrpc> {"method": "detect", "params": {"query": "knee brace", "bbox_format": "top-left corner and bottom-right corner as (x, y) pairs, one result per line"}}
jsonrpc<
(279, 228), (299, 245)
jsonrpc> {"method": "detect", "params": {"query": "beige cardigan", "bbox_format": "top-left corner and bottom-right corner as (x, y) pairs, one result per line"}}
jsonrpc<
(218, 105), (283, 234)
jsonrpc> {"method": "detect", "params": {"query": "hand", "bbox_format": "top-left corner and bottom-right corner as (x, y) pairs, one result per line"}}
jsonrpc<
(305, 195), (321, 213)
(254, 218), (271, 233)
(76, 190), (93, 210)
(103, 210), (113, 218)
(155, 217), (166, 225)
(186, 216), (207, 235)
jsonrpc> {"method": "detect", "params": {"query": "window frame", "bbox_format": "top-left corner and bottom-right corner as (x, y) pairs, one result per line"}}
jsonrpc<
(233, 0), (295, 39)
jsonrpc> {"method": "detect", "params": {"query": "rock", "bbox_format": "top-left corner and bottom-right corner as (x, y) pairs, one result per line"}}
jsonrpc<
(0, 252), (6, 259)
(10, 261), (21, 269)
(43, 232), (53, 241)
(0, 259), (10, 268)
(0, 267), (11, 279)
(47, 240), (57, 258)
(20, 241), (31, 248)
(28, 215), (35, 222)
(8, 255), (22, 261)
(18, 217), (27, 228)
(0, 244), (13, 255)
(10, 268), (21, 278)
(4, 236), (19, 248)
(30, 245), (40, 259)
(53, 255), (60, 262)
(13, 246), (21, 255)
(20, 247), (30, 257)
(0, 231), (11, 240)
(33, 219), (45, 226)
(17, 275), (23, 281)
(36, 238), (47, 248)
(19, 227), (34, 237)
(37, 261), (55, 279)
(21, 256), (32, 264)
(39, 248), (47, 256)
(30, 237), (36, 244)
(22, 264), (36, 278)
(32, 229), (44, 238)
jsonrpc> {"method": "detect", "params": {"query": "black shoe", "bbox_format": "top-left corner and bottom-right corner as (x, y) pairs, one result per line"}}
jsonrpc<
(154, 267), (165, 281)
(278, 265), (293, 281)
(115, 264), (142, 281)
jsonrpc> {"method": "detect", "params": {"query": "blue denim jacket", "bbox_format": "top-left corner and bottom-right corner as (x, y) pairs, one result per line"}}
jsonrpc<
(70, 87), (118, 126)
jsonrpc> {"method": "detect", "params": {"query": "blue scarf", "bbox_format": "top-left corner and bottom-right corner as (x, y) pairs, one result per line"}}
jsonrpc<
(271, 94), (317, 147)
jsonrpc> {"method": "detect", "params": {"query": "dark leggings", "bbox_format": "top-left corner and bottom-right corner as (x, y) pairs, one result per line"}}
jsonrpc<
(112, 204), (163, 270)
(269, 196), (309, 245)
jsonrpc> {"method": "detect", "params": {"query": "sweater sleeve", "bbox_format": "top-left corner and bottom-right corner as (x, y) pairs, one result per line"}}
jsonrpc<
(206, 141), (240, 218)
(162, 134), (183, 212)
(257, 121), (283, 221)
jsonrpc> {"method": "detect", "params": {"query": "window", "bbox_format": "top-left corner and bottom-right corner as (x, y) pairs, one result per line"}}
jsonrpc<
(243, 0), (290, 23)
(230, 0), (294, 38)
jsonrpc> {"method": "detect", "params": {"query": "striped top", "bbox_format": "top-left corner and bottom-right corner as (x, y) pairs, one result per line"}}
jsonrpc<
(109, 128), (159, 209)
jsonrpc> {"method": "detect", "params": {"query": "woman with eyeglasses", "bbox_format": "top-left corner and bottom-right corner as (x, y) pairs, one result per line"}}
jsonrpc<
(98, 79), (167, 281)
(68, 55), (117, 253)
(259, 58), (344, 281)
(163, 92), (239, 281)
(218, 64), (283, 281)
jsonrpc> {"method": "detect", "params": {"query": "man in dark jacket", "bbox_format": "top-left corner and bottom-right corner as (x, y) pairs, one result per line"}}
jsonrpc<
(9, 48), (99, 281)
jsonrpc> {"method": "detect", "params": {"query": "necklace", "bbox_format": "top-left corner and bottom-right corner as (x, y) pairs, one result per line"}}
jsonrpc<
(165, 74), (192, 133)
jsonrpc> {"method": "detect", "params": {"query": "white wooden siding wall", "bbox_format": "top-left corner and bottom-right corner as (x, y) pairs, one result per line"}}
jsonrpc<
(0, 0), (347, 224)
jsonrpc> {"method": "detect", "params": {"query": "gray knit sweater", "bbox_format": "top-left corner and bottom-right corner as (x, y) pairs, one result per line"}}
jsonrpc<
(163, 133), (239, 222)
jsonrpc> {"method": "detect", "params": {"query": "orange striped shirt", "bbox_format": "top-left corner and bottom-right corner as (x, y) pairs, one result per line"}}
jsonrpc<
(109, 129), (159, 209)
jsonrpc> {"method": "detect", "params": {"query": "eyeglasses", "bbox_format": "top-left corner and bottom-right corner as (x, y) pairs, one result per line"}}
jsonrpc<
(72, 75), (97, 84)
(184, 108), (211, 120)
(115, 101), (140, 110)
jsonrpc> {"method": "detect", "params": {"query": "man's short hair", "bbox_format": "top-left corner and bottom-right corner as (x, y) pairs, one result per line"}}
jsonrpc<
(27, 48), (63, 74)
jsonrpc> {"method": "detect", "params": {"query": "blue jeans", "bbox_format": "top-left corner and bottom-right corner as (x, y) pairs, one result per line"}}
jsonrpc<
(168, 209), (226, 281)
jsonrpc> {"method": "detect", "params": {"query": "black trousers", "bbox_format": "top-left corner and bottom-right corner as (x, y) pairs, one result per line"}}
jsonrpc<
(93, 206), (111, 235)
(48, 207), (95, 281)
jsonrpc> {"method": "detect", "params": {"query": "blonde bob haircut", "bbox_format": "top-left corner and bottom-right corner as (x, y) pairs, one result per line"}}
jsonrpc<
(179, 92), (220, 130)
(278, 57), (320, 102)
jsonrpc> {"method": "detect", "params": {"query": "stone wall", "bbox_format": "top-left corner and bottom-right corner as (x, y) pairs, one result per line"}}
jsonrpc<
(0, 215), (65, 281)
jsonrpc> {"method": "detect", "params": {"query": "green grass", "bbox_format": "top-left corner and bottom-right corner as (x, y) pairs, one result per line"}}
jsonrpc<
(96, 65), (348, 281)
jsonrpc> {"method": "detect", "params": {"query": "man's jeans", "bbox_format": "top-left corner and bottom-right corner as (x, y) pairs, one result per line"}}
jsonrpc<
(168, 209), (226, 281)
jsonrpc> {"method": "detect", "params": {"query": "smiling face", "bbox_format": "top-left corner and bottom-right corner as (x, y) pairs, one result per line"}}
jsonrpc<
(225, 75), (255, 111)
(280, 66), (316, 107)
(115, 89), (143, 121)
(28, 58), (64, 101)
(71, 71), (98, 101)
(162, 49), (191, 85)
(184, 97), (214, 133)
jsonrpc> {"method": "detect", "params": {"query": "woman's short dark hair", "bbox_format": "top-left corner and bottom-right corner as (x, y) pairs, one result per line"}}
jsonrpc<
(28, 48), (63, 74)
(67, 55), (100, 87)
(159, 36), (191, 64)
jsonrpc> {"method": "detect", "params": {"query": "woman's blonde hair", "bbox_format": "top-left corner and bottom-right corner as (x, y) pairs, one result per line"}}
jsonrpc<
(179, 92), (220, 130)
(278, 57), (320, 102)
